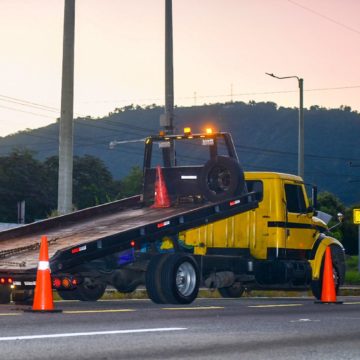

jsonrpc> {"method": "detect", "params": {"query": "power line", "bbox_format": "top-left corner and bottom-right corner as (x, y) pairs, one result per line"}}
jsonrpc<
(0, 104), (55, 119)
(0, 94), (59, 112)
(287, 0), (360, 35)
(1, 81), (360, 122)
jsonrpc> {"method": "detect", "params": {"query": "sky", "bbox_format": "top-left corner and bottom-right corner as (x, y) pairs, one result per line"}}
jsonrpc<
(0, 0), (360, 137)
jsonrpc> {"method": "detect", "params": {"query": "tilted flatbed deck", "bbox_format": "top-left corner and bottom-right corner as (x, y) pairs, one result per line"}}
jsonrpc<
(0, 193), (258, 275)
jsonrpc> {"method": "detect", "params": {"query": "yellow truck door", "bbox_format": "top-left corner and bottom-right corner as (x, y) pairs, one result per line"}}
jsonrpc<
(281, 181), (317, 258)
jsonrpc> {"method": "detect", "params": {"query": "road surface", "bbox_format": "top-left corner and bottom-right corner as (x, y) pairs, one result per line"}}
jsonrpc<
(0, 296), (359, 360)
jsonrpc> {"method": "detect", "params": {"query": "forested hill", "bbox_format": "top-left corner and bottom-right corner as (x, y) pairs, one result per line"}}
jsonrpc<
(1, 101), (359, 205)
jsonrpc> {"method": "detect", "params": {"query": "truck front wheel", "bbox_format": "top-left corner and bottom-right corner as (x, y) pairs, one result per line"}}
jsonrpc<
(311, 245), (344, 300)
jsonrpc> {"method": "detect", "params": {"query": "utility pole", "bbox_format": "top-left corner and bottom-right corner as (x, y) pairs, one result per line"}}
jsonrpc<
(58, 0), (75, 215)
(164, 0), (174, 135)
(160, 0), (175, 167)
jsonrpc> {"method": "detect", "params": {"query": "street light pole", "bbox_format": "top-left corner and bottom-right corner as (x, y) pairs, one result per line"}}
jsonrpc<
(298, 78), (304, 179)
(266, 73), (305, 179)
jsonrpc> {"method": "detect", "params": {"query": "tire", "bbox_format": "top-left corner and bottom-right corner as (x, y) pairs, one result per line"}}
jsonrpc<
(57, 289), (78, 300)
(0, 286), (11, 304)
(112, 269), (141, 293)
(311, 245), (345, 300)
(201, 156), (245, 202)
(74, 278), (106, 301)
(145, 254), (169, 304)
(160, 254), (200, 304)
(218, 282), (245, 298)
(12, 289), (34, 305)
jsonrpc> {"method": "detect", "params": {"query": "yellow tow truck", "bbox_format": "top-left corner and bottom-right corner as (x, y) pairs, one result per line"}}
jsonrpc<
(0, 129), (345, 304)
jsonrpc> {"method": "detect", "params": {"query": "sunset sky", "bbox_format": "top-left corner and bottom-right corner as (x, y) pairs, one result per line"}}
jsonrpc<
(0, 0), (359, 136)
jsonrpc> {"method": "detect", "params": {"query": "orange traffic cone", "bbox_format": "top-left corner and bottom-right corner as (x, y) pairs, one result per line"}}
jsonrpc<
(151, 165), (171, 208)
(316, 246), (342, 304)
(25, 236), (62, 313)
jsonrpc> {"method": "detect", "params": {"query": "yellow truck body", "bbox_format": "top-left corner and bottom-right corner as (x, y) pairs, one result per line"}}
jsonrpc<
(179, 171), (345, 297)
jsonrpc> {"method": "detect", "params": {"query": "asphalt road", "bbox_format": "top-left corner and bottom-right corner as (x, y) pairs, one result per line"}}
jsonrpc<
(0, 296), (360, 360)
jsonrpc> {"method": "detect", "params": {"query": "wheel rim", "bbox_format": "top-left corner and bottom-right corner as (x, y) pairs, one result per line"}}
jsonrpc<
(175, 261), (197, 297)
(207, 165), (231, 193)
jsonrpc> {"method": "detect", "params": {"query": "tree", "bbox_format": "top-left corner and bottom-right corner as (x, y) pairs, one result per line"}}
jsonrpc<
(0, 149), (53, 222)
(45, 155), (119, 211)
(317, 191), (358, 254)
(116, 166), (143, 199)
(73, 155), (118, 209)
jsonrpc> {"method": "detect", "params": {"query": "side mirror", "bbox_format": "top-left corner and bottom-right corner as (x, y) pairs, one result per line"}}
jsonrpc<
(328, 212), (344, 231)
(306, 206), (317, 216)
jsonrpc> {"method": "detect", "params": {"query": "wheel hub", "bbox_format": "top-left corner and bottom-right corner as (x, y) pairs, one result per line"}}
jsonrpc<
(175, 262), (197, 297)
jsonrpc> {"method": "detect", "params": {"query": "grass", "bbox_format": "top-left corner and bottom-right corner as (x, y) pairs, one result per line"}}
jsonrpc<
(345, 256), (360, 285)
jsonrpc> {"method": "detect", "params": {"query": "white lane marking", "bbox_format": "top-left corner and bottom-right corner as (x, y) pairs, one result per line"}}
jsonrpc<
(248, 304), (303, 308)
(290, 318), (320, 323)
(0, 327), (187, 342)
(344, 302), (360, 305)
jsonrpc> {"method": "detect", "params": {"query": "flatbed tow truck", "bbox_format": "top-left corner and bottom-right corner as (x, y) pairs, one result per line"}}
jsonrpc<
(0, 129), (345, 304)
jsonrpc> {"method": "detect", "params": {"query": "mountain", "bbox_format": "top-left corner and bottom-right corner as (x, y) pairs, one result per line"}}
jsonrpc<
(1, 102), (359, 205)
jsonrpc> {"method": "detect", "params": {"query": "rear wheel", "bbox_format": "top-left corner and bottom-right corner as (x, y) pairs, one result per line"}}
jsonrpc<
(0, 286), (11, 304)
(57, 289), (78, 300)
(74, 278), (106, 301)
(218, 282), (245, 298)
(112, 269), (141, 293)
(12, 289), (34, 304)
(145, 254), (169, 304)
(160, 254), (200, 304)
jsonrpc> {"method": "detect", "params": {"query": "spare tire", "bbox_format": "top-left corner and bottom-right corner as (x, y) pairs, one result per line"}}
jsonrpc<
(200, 156), (245, 202)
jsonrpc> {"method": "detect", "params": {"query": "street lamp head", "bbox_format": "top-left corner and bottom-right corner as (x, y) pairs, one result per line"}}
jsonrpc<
(265, 71), (304, 179)
(265, 72), (300, 81)
(265, 72), (275, 77)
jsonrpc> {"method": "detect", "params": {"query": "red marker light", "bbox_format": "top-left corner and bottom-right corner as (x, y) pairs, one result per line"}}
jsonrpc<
(157, 220), (170, 229)
(53, 278), (61, 288)
(7, 278), (13, 284)
(71, 278), (78, 286)
(0, 278), (5, 284)
(130, 240), (136, 247)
